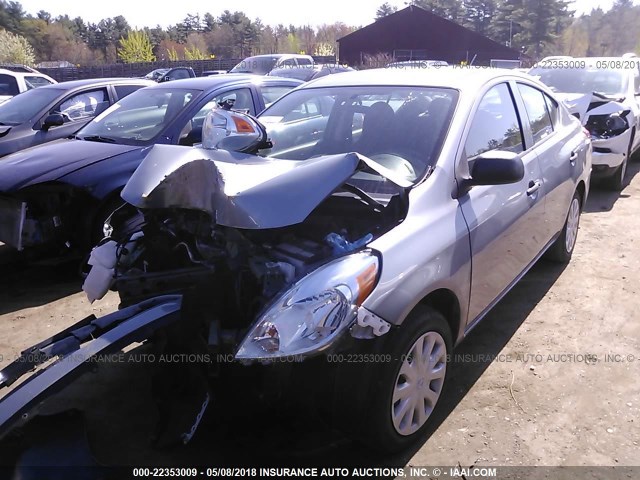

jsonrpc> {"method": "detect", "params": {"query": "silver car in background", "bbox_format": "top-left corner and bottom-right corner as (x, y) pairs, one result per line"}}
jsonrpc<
(0, 68), (591, 453)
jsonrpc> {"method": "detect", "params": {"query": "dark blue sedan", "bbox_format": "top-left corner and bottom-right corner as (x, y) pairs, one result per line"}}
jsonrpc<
(0, 74), (302, 254)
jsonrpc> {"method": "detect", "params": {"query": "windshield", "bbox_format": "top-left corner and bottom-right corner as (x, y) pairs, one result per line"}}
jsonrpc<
(0, 87), (61, 125)
(529, 67), (627, 96)
(77, 87), (199, 145)
(259, 86), (458, 185)
(230, 56), (280, 74)
(25, 76), (54, 89)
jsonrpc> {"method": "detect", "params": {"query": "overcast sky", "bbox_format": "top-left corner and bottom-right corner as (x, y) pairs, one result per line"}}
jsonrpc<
(16, 0), (620, 29)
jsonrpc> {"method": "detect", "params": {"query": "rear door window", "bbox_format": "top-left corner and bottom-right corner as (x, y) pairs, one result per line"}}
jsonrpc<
(114, 84), (146, 100)
(517, 83), (554, 145)
(0, 74), (19, 96)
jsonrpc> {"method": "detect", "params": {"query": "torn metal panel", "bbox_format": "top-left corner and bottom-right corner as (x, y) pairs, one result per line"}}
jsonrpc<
(121, 145), (411, 230)
(557, 92), (628, 125)
(0, 295), (182, 440)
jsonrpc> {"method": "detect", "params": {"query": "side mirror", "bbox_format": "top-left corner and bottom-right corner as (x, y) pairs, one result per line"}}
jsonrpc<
(468, 150), (525, 186)
(202, 107), (270, 154)
(41, 113), (65, 131)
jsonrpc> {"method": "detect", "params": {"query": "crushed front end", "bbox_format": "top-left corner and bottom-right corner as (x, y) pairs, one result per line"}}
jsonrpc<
(0, 142), (404, 446)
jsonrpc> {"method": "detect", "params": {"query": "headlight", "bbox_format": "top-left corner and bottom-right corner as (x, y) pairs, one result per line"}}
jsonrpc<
(586, 111), (629, 139)
(235, 251), (380, 360)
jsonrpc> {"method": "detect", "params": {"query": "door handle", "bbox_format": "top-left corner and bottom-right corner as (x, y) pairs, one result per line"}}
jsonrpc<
(527, 180), (542, 196)
(569, 151), (578, 164)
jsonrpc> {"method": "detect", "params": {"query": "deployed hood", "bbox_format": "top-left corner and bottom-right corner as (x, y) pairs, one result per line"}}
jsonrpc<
(555, 92), (627, 125)
(0, 139), (143, 192)
(122, 144), (410, 229)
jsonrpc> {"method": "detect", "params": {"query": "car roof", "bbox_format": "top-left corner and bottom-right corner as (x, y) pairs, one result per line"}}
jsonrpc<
(304, 67), (539, 90)
(139, 74), (303, 91)
(42, 78), (155, 91)
(0, 68), (52, 78)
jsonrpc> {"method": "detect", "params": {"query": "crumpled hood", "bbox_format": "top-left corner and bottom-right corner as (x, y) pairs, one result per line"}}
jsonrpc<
(555, 92), (627, 125)
(0, 139), (142, 192)
(122, 144), (410, 229)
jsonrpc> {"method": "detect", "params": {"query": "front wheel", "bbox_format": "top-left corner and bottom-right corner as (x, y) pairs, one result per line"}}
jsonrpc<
(546, 190), (582, 263)
(336, 305), (452, 452)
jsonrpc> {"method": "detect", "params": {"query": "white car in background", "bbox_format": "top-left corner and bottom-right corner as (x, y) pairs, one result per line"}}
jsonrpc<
(529, 55), (640, 190)
(0, 65), (56, 104)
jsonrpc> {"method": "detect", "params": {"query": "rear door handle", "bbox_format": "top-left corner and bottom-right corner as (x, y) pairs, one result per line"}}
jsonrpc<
(527, 179), (542, 196)
(570, 151), (578, 164)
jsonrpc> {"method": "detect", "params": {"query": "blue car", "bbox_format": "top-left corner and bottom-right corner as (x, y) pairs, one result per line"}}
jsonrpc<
(0, 74), (302, 254)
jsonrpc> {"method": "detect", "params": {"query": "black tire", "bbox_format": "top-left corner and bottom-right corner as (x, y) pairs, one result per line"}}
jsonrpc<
(335, 305), (452, 453)
(546, 190), (582, 263)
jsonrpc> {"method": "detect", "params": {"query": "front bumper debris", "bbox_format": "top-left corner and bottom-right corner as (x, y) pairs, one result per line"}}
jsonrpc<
(0, 295), (183, 439)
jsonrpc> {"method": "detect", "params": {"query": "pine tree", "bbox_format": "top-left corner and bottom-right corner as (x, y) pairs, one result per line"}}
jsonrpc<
(376, 3), (398, 20)
(462, 0), (497, 35)
(410, 0), (464, 22)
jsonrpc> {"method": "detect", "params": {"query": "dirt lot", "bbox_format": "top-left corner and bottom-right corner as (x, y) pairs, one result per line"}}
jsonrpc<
(0, 161), (639, 471)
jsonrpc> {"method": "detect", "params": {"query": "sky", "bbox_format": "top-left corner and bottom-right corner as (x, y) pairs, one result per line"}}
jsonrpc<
(15, 0), (621, 29)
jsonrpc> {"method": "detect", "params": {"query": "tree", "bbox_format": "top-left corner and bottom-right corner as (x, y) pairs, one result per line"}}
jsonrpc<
(0, 28), (35, 64)
(36, 10), (51, 24)
(508, 0), (572, 58)
(462, 0), (496, 35)
(410, 0), (463, 22)
(117, 29), (155, 63)
(203, 13), (216, 32)
(376, 2), (398, 19)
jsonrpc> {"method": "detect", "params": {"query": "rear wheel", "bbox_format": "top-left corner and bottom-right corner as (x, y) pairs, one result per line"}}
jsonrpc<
(547, 190), (582, 263)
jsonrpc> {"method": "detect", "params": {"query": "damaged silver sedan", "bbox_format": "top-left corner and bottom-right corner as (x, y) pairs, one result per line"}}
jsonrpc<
(0, 68), (591, 453)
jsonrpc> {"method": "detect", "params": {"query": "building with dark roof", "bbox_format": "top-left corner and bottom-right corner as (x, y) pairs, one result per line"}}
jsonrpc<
(337, 6), (520, 66)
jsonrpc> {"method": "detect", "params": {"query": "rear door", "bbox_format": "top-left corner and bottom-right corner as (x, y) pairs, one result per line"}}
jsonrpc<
(514, 82), (582, 240)
(458, 82), (547, 326)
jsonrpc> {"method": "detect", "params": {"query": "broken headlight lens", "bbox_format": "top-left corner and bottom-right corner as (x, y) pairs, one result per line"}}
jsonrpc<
(585, 112), (629, 139)
(235, 250), (379, 360)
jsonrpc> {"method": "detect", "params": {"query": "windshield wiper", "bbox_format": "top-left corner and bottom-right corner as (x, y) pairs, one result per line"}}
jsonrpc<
(82, 135), (117, 143)
(592, 91), (624, 101)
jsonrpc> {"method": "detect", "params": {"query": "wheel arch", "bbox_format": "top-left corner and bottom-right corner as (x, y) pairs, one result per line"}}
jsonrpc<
(575, 180), (586, 211)
(414, 288), (462, 345)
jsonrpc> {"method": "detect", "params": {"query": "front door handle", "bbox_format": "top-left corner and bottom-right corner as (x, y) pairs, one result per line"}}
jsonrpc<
(527, 179), (542, 196)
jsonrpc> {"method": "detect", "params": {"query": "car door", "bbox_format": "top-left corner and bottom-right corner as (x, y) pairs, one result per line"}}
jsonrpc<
(32, 87), (111, 147)
(458, 82), (547, 325)
(515, 82), (582, 241)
